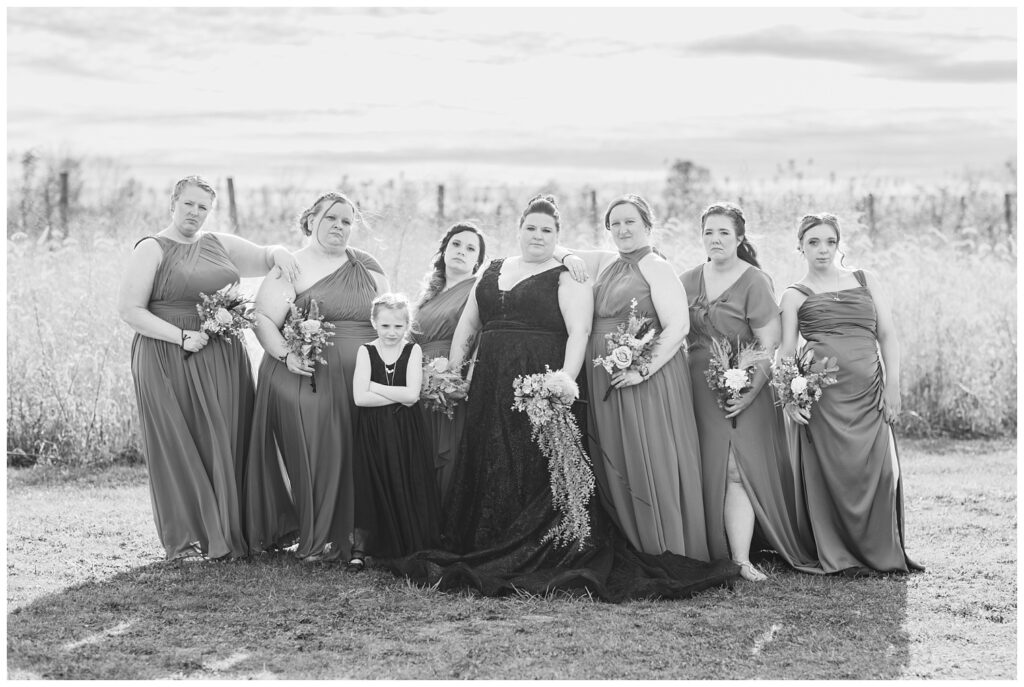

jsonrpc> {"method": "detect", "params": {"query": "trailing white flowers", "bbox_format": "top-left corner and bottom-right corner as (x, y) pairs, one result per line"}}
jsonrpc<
(511, 367), (595, 547)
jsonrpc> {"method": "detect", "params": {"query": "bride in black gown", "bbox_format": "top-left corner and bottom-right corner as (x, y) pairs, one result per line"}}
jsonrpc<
(387, 195), (739, 601)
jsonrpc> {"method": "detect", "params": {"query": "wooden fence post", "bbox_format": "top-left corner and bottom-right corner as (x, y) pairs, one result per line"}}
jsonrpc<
(955, 195), (967, 231)
(437, 184), (445, 221)
(866, 193), (876, 238)
(59, 171), (69, 237)
(1005, 193), (1014, 239)
(226, 177), (239, 233)
(589, 189), (598, 228)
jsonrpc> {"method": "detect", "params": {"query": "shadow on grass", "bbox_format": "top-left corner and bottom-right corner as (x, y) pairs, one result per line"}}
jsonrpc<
(7, 551), (912, 680)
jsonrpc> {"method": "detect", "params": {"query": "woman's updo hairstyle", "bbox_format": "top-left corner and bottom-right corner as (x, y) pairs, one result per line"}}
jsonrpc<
(170, 175), (216, 210)
(298, 191), (358, 237)
(604, 194), (655, 232)
(519, 194), (560, 232)
(418, 222), (487, 307)
(700, 201), (761, 269)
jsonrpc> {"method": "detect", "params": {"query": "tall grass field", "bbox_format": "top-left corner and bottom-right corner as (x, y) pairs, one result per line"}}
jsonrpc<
(6, 155), (1017, 467)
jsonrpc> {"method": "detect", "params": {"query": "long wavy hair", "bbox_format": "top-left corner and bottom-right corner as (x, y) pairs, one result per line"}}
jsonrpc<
(416, 222), (487, 307)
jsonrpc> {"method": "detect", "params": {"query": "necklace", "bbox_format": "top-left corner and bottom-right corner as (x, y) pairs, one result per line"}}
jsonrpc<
(383, 360), (397, 386)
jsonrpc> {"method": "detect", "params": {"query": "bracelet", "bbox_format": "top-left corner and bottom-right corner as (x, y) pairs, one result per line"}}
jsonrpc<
(558, 251), (576, 265)
(278, 353), (289, 364)
(180, 329), (188, 349)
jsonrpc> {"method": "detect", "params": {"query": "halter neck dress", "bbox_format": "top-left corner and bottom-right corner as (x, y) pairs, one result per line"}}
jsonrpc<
(586, 246), (708, 559)
(130, 233), (253, 560)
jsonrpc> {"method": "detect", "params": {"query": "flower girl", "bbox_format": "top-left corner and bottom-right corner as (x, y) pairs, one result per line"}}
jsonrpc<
(348, 293), (442, 571)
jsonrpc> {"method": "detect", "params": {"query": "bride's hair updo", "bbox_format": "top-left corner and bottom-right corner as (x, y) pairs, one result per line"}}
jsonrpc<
(604, 194), (655, 232)
(519, 194), (561, 232)
(417, 222), (487, 307)
(298, 191), (360, 237)
(700, 202), (762, 269)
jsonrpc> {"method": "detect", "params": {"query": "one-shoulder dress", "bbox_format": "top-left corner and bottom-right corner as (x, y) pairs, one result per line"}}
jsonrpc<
(586, 246), (708, 559)
(681, 264), (819, 572)
(387, 259), (739, 601)
(410, 278), (474, 500)
(788, 270), (922, 574)
(244, 248), (383, 561)
(130, 233), (252, 560)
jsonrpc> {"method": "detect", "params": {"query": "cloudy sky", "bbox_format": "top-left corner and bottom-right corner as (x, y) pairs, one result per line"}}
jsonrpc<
(6, 6), (1017, 186)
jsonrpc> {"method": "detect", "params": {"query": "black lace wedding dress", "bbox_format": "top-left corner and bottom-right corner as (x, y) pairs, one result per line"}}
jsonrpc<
(385, 260), (740, 601)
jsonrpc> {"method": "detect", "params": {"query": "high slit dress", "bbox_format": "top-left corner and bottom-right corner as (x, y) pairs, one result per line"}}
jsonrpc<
(681, 264), (819, 572)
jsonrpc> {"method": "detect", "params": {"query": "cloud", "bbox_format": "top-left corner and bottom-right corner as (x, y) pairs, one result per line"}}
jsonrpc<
(687, 25), (1016, 84)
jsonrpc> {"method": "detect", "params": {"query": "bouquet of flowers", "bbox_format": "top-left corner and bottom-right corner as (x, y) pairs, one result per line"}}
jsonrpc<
(511, 367), (595, 547)
(771, 348), (839, 443)
(420, 356), (470, 420)
(184, 282), (256, 359)
(593, 298), (658, 401)
(281, 298), (335, 393)
(704, 337), (770, 428)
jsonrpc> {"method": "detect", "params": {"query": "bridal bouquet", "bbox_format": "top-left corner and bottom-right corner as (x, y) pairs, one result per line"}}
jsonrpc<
(771, 349), (839, 440)
(705, 337), (770, 428)
(421, 356), (470, 420)
(281, 298), (335, 393)
(511, 367), (594, 547)
(185, 282), (256, 359)
(592, 298), (658, 401)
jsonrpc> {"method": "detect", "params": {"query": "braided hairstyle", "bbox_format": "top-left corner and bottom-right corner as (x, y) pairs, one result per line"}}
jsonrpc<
(700, 202), (761, 269)
(417, 222), (487, 307)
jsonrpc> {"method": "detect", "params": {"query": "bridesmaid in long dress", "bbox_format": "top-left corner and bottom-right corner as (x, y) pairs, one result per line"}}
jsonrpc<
(245, 191), (388, 562)
(411, 222), (486, 500)
(778, 213), (923, 574)
(118, 175), (300, 561)
(681, 202), (819, 580)
(558, 194), (708, 559)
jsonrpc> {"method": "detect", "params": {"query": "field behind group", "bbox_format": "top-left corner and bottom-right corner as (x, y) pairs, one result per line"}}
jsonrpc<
(6, 154), (1017, 467)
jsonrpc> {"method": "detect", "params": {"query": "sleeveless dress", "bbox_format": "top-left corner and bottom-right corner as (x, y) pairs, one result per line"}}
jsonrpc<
(586, 246), (708, 559)
(130, 233), (252, 560)
(410, 278), (474, 500)
(352, 343), (443, 558)
(789, 271), (923, 574)
(681, 265), (819, 572)
(387, 259), (740, 601)
(244, 248), (383, 561)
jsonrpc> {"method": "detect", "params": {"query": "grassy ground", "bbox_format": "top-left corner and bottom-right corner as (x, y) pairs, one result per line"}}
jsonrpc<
(6, 439), (1016, 679)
